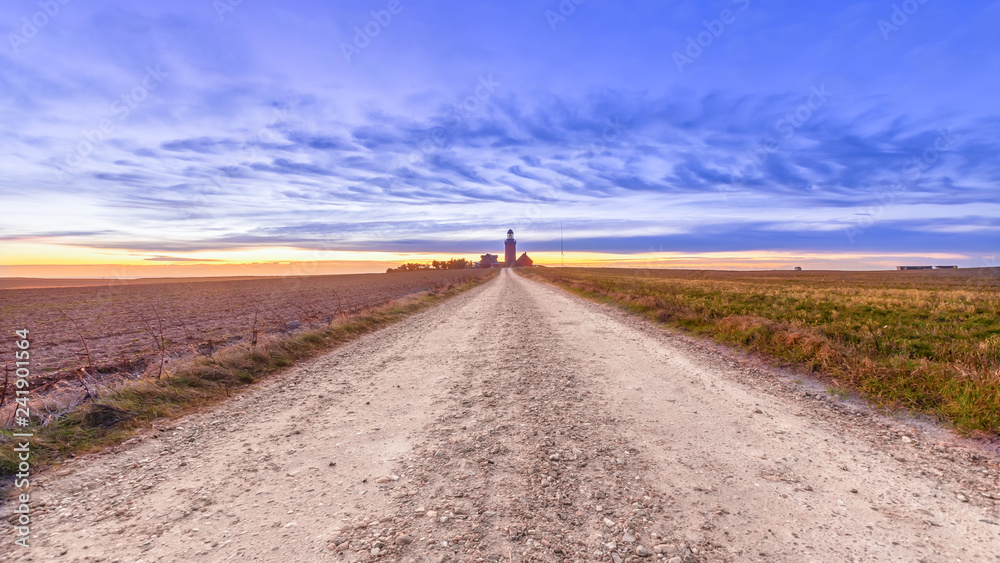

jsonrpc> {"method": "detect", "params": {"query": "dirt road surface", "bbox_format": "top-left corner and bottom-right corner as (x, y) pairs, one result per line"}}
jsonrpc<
(5, 269), (1000, 562)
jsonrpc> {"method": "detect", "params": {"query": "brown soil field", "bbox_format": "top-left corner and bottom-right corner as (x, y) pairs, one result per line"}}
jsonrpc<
(0, 277), (285, 290)
(0, 270), (491, 421)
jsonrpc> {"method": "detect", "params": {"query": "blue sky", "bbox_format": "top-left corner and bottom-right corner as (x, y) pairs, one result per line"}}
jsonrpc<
(1, 0), (998, 273)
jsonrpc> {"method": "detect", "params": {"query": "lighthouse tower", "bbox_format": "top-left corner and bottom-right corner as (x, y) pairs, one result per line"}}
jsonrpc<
(504, 229), (516, 266)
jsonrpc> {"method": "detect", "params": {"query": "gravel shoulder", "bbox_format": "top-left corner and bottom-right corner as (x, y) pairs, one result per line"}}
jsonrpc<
(4, 269), (999, 562)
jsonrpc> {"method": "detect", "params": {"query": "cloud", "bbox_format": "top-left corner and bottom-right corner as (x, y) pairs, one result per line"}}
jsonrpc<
(0, 230), (117, 241)
(250, 158), (336, 177)
(94, 172), (152, 184)
(1, 0), (997, 267)
(161, 137), (240, 153)
(143, 255), (224, 262)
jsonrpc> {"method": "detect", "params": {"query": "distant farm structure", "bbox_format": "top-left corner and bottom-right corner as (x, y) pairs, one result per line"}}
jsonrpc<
(896, 265), (958, 270)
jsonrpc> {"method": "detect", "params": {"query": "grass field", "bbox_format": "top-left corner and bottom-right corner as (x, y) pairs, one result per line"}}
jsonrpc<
(523, 267), (1000, 435)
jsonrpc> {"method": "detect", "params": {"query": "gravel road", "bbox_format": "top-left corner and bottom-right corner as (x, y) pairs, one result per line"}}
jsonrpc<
(4, 269), (1000, 562)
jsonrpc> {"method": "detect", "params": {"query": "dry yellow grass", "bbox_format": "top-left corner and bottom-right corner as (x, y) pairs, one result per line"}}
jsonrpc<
(523, 267), (1000, 435)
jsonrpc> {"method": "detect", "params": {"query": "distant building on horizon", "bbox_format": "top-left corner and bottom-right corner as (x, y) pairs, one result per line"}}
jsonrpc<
(479, 253), (501, 268)
(479, 229), (533, 268)
(896, 265), (935, 270)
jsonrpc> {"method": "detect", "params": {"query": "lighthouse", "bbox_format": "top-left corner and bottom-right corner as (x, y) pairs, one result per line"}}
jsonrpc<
(479, 229), (532, 268)
(504, 229), (516, 266)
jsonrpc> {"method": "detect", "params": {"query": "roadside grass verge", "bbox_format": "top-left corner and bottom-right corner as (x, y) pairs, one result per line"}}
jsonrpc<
(0, 273), (495, 480)
(521, 267), (1000, 436)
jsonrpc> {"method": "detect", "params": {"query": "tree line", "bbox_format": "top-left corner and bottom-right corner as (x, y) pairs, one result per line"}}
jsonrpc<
(386, 258), (471, 273)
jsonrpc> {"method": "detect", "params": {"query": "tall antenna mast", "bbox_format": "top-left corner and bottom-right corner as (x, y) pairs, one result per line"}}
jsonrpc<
(560, 222), (564, 267)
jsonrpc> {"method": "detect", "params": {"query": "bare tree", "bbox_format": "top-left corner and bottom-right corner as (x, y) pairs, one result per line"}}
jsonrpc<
(0, 362), (9, 409)
(57, 308), (96, 399)
(250, 308), (265, 353)
(131, 307), (167, 380)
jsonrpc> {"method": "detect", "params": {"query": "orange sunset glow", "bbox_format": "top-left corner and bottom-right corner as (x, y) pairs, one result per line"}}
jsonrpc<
(0, 238), (976, 280)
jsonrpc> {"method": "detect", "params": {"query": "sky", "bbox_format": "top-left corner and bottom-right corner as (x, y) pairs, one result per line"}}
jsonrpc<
(1, 0), (998, 276)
